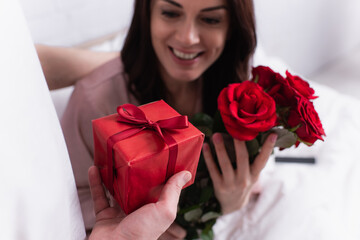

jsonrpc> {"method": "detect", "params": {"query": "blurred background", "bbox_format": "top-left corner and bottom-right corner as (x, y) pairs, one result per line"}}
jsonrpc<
(18, 0), (360, 116)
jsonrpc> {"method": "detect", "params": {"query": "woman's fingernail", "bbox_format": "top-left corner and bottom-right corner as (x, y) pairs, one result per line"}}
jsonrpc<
(270, 134), (278, 143)
(212, 133), (222, 144)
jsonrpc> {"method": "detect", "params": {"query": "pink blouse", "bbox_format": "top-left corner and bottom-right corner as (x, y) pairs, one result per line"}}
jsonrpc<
(61, 57), (139, 229)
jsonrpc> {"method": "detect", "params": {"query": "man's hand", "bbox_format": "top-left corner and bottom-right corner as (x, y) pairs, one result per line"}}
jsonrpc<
(88, 166), (191, 240)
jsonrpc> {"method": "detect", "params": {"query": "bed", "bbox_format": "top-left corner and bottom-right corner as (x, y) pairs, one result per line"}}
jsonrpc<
(0, 1), (85, 239)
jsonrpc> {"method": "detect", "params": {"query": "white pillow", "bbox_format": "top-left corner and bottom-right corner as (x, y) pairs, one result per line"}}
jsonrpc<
(0, 0), (85, 239)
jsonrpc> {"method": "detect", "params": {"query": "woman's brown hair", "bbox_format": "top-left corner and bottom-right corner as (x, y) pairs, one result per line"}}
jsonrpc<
(121, 0), (257, 115)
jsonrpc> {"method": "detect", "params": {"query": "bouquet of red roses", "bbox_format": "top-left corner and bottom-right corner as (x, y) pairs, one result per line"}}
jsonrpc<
(175, 66), (325, 239)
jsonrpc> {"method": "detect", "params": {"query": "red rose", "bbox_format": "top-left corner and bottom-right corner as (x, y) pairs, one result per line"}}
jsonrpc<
(287, 96), (325, 146)
(252, 66), (283, 90)
(252, 66), (295, 107)
(217, 81), (277, 141)
(285, 71), (317, 100)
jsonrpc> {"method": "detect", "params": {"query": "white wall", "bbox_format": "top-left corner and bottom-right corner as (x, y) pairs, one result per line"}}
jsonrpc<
(254, 0), (360, 75)
(19, 0), (134, 46)
(19, 0), (360, 76)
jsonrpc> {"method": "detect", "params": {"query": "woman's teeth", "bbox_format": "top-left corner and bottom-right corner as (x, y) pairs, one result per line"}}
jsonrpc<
(172, 49), (199, 60)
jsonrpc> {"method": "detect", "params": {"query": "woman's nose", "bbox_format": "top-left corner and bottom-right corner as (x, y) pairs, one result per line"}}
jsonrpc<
(176, 21), (200, 46)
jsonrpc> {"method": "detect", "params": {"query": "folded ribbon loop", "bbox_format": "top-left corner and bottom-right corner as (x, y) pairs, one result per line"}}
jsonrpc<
(106, 103), (189, 195)
(117, 104), (188, 137)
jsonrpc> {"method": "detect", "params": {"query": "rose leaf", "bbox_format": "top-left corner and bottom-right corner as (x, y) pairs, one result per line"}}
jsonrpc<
(199, 186), (214, 203)
(177, 204), (200, 215)
(190, 112), (214, 128)
(200, 221), (216, 240)
(184, 208), (203, 222)
(212, 111), (227, 133)
(263, 128), (297, 148)
(197, 126), (213, 138)
(201, 211), (221, 223)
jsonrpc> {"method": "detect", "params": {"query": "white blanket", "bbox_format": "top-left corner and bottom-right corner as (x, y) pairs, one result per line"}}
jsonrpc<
(0, 0), (85, 239)
(213, 52), (360, 240)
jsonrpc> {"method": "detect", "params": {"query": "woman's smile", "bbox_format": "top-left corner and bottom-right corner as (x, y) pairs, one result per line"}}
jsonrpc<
(168, 46), (204, 67)
(170, 47), (203, 60)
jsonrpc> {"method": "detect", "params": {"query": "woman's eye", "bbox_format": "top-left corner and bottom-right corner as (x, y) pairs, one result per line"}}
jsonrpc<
(161, 10), (180, 18)
(202, 17), (221, 25)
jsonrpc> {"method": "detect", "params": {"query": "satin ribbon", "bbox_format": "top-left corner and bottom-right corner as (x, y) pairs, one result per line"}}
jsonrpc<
(106, 103), (189, 194)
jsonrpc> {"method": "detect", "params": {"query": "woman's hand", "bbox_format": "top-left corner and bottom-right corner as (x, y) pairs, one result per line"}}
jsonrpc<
(202, 132), (277, 215)
(88, 166), (190, 240)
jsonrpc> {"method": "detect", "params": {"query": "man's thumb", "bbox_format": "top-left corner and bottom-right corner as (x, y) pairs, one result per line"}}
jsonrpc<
(158, 171), (192, 203)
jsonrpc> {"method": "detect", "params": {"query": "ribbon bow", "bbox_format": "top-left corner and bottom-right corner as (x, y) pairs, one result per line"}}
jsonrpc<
(106, 103), (189, 194)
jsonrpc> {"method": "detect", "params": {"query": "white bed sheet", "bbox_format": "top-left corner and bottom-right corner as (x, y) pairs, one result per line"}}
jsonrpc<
(0, 0), (85, 239)
(213, 51), (360, 240)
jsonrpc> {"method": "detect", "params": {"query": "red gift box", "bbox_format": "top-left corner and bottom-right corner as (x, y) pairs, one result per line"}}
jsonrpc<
(93, 100), (204, 214)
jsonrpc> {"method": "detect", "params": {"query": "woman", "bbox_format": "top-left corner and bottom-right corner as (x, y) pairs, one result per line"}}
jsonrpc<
(38, 0), (277, 238)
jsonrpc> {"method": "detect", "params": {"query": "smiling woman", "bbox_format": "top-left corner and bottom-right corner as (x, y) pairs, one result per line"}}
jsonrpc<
(122, 0), (256, 116)
(150, 0), (230, 116)
(36, 0), (268, 238)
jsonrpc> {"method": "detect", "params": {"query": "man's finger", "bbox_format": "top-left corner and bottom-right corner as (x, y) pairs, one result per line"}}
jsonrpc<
(88, 166), (110, 215)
